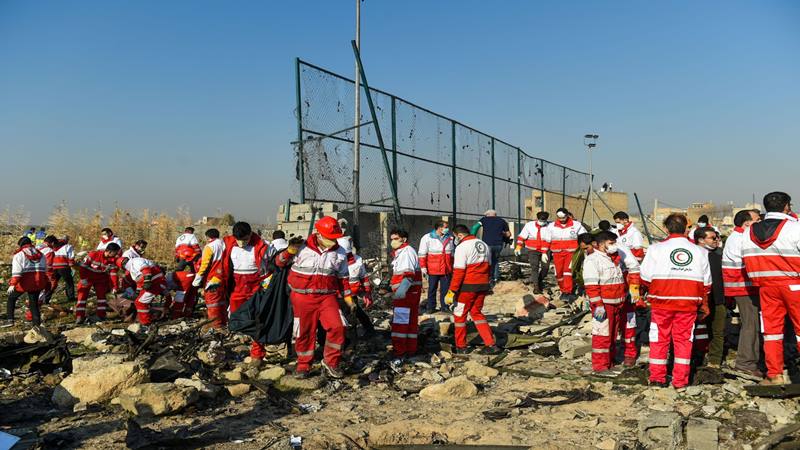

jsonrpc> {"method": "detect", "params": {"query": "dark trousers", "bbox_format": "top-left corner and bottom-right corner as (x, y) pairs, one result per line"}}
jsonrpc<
(426, 274), (451, 310)
(489, 245), (503, 283)
(8, 290), (42, 325)
(46, 268), (76, 304)
(734, 294), (761, 371)
(527, 251), (548, 292)
(175, 259), (196, 272)
(706, 304), (729, 366)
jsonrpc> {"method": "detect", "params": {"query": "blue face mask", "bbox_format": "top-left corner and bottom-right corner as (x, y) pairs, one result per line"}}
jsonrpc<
(441, 228), (449, 235)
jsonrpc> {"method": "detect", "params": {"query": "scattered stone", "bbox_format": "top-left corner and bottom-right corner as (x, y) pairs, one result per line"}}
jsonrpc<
(596, 438), (616, 450)
(685, 418), (719, 450)
(24, 326), (55, 344)
(702, 405), (717, 416)
(638, 411), (683, 449)
(127, 323), (142, 333)
(222, 370), (243, 382)
(419, 375), (478, 401)
(683, 385), (703, 396)
(558, 335), (592, 359)
(438, 351), (452, 360)
(755, 398), (795, 425)
(226, 384), (251, 397)
(118, 383), (199, 417)
(277, 375), (325, 391)
(463, 360), (499, 380)
(52, 354), (149, 408)
(257, 366), (286, 382)
(61, 327), (96, 344)
(438, 321), (452, 336)
(174, 378), (220, 399)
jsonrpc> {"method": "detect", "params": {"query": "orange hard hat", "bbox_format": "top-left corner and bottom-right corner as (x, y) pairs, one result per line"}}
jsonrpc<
(315, 216), (345, 240)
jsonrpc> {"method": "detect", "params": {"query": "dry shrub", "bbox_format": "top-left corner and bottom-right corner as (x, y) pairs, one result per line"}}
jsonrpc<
(1, 203), (197, 264)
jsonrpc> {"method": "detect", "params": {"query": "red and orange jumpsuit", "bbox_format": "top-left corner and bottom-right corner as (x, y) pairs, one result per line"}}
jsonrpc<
(195, 237), (227, 327)
(389, 243), (423, 357)
(549, 218), (587, 294)
(76, 250), (118, 320)
(450, 235), (495, 350)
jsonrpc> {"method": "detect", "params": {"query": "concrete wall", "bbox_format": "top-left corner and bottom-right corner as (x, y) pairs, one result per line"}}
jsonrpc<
(526, 191), (629, 226)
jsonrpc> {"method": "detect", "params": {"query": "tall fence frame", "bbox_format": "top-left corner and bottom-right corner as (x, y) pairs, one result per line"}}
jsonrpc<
(294, 57), (592, 231)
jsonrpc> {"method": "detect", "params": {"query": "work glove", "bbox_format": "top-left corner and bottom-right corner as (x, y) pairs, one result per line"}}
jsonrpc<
(514, 246), (522, 257)
(7, 285), (15, 295)
(635, 299), (648, 310)
(541, 253), (550, 265)
(421, 267), (428, 276)
(444, 290), (456, 306)
(191, 276), (203, 288)
(592, 305), (607, 322)
(105, 292), (116, 301)
(363, 292), (373, 309)
(343, 295), (356, 312)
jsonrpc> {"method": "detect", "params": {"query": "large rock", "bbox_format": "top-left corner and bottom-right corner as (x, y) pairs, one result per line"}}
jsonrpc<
(277, 375), (324, 391)
(638, 411), (683, 449)
(118, 382), (199, 416)
(24, 326), (55, 344)
(685, 418), (719, 450)
(419, 375), (478, 401)
(174, 378), (220, 399)
(257, 366), (286, 382)
(463, 360), (499, 381)
(226, 383), (251, 397)
(52, 354), (149, 408)
(558, 335), (592, 359)
(61, 327), (96, 344)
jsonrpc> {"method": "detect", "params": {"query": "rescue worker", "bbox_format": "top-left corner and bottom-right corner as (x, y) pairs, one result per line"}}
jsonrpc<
(583, 231), (641, 373)
(50, 235), (76, 306)
(97, 228), (124, 292)
(275, 216), (351, 379)
(446, 224), (500, 355)
(221, 222), (270, 362)
(167, 270), (198, 319)
(38, 235), (58, 306)
(76, 242), (121, 324)
(175, 226), (201, 272)
(387, 228), (423, 369)
(722, 209), (763, 378)
(640, 213), (711, 389)
(268, 230), (289, 260)
(122, 257), (169, 325)
(192, 228), (227, 327)
(122, 240), (147, 261)
(571, 232), (596, 297)
(419, 221), (454, 312)
(4, 237), (48, 327)
(612, 211), (646, 262)
(338, 236), (375, 335)
(549, 208), (587, 299)
(692, 227), (726, 368)
(515, 211), (551, 294)
(742, 192), (800, 385)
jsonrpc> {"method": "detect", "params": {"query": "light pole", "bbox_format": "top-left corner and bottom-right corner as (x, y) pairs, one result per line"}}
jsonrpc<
(584, 134), (599, 227)
(352, 0), (362, 247)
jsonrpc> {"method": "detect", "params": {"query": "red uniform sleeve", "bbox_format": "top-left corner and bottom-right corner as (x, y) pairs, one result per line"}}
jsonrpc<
(450, 267), (465, 292)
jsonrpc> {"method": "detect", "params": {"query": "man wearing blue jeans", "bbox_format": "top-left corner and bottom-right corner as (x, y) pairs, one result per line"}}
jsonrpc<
(471, 210), (511, 286)
(419, 221), (454, 312)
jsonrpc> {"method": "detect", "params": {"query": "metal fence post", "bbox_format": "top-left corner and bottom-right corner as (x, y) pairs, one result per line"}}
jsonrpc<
(490, 138), (496, 210)
(516, 147), (522, 229)
(451, 122), (457, 224)
(295, 58), (305, 203)
(391, 96), (398, 195)
(562, 166), (567, 208)
(539, 159), (545, 211)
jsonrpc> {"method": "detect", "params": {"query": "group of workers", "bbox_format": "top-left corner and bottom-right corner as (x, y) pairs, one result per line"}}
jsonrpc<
(5, 190), (800, 386)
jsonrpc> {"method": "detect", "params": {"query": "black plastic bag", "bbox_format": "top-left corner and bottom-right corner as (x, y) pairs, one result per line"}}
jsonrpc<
(228, 267), (293, 345)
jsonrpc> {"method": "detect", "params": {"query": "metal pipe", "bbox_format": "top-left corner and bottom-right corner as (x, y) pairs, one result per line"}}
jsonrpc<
(295, 58), (304, 203)
(352, 0), (361, 246)
(452, 122), (457, 224)
(634, 192), (653, 245)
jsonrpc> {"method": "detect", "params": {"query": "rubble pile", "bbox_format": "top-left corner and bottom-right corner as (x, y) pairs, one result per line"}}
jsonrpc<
(1, 278), (800, 448)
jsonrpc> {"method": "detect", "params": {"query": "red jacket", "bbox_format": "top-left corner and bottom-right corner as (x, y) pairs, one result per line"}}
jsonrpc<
(283, 234), (351, 297)
(640, 234), (712, 312)
(418, 232), (454, 276)
(52, 241), (75, 269)
(549, 219), (587, 253)
(722, 227), (757, 296)
(742, 213), (800, 287)
(450, 236), (491, 293)
(516, 221), (551, 253)
(221, 234), (269, 293)
(10, 244), (49, 291)
(390, 243), (422, 296)
(78, 250), (118, 276)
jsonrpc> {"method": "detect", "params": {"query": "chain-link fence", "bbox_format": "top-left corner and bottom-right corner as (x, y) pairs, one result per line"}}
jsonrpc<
(294, 58), (591, 232)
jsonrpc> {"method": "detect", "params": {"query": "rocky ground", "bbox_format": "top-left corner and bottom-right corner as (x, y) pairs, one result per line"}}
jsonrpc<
(1, 264), (799, 449)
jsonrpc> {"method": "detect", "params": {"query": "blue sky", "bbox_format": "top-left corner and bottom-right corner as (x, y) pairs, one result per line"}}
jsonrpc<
(1, 1), (798, 224)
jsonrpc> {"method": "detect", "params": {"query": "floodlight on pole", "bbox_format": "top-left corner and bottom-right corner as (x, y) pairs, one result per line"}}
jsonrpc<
(583, 134), (599, 227)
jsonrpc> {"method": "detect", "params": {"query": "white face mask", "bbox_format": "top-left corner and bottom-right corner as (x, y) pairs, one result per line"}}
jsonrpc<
(616, 223), (625, 230)
(606, 244), (618, 254)
(441, 228), (449, 235)
(702, 244), (716, 251)
(537, 220), (547, 226)
(697, 222), (707, 228)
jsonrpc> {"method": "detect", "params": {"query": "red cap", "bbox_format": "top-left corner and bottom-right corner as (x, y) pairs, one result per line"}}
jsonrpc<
(315, 216), (345, 240)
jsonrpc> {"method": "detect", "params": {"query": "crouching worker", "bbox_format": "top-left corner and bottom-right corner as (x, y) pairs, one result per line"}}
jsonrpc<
(76, 243), (121, 324)
(275, 216), (352, 379)
(583, 231), (641, 374)
(167, 270), (198, 319)
(338, 236), (375, 336)
(122, 257), (169, 326)
(446, 225), (499, 355)
(4, 237), (48, 327)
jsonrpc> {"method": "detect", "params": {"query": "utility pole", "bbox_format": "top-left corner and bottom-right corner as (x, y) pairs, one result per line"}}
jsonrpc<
(352, 0), (361, 247)
(583, 134), (599, 227)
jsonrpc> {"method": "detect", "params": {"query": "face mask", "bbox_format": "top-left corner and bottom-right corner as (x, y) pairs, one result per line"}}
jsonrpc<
(538, 220), (547, 226)
(390, 239), (404, 250)
(697, 222), (707, 228)
(236, 239), (247, 248)
(454, 237), (462, 246)
(441, 228), (449, 235)
(702, 244), (716, 251)
(318, 236), (337, 249)
(606, 244), (618, 254)
(616, 223), (625, 230)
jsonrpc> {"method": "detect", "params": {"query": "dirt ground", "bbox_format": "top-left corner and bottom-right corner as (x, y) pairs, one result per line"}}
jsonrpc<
(1, 270), (799, 449)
